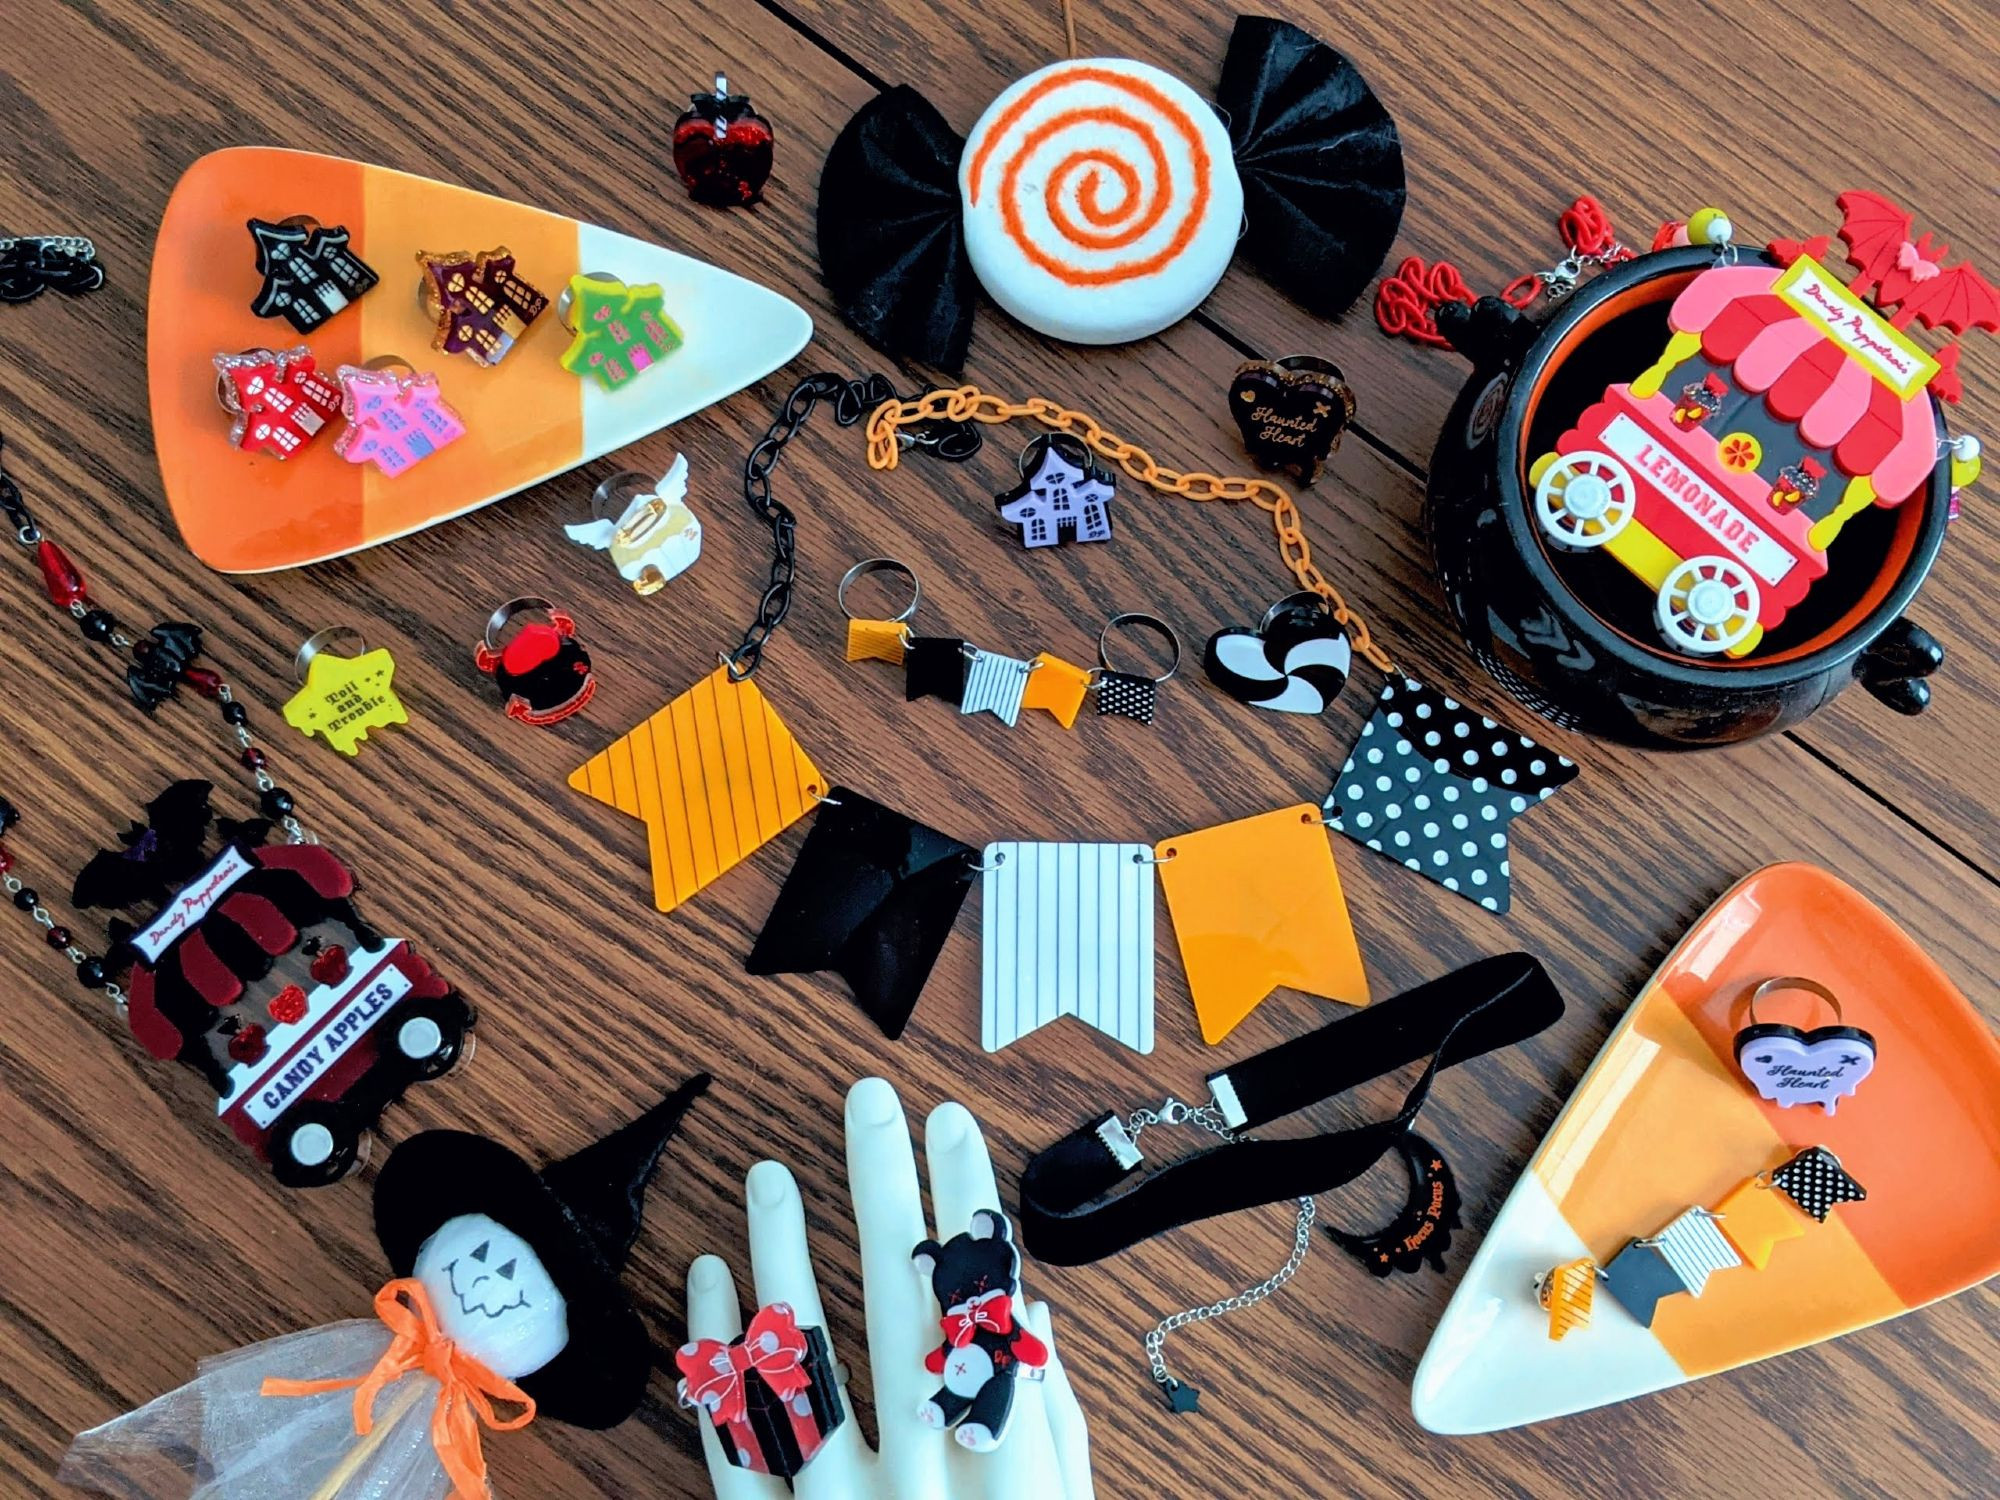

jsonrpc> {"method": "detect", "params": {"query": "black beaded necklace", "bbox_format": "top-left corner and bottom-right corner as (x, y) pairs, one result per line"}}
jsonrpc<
(0, 431), (304, 1005)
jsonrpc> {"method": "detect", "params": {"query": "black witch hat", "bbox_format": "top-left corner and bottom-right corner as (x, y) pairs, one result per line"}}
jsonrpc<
(373, 1073), (711, 1428)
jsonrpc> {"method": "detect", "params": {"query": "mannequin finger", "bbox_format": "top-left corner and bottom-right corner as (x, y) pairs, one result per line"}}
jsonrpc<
(1028, 1302), (1095, 1500)
(743, 1161), (871, 1495)
(924, 1102), (1004, 1244)
(845, 1078), (947, 1496)
(684, 1255), (789, 1500)
(746, 1160), (833, 1329)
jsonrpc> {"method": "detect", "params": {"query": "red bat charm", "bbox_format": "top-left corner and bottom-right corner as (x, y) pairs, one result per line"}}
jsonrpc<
(1835, 189), (2000, 336)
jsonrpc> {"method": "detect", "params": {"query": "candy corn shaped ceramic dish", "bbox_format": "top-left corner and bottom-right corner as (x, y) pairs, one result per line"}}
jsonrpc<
(149, 147), (811, 572)
(1412, 862), (1999, 1432)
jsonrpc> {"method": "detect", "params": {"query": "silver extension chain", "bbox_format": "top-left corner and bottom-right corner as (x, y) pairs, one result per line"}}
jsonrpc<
(1126, 1098), (1316, 1403)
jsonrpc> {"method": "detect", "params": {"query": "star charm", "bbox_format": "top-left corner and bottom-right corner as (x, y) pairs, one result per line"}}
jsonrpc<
(1160, 1380), (1201, 1414)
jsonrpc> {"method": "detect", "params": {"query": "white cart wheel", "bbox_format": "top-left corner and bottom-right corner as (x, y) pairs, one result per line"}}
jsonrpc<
(1533, 451), (1636, 549)
(1656, 555), (1760, 655)
(288, 1122), (336, 1167)
(397, 1014), (445, 1060)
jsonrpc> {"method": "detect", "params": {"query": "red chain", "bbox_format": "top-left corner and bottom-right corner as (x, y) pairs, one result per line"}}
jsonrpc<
(1374, 196), (1630, 347)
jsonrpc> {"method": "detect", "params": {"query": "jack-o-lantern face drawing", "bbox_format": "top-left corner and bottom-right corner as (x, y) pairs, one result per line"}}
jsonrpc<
(413, 1212), (570, 1379)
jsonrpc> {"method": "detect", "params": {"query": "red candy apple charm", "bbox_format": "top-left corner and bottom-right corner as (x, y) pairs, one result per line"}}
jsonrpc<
(672, 73), (775, 207)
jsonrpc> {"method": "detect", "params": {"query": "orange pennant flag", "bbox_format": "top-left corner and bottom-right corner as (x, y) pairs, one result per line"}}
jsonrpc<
(569, 666), (825, 912)
(1156, 804), (1369, 1045)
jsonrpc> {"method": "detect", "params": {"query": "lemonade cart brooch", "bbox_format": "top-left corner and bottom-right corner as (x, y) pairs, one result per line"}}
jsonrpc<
(1528, 193), (1991, 659)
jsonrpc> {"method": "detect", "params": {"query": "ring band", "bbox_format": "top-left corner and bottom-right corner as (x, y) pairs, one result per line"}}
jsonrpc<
(837, 557), (921, 623)
(556, 269), (620, 329)
(295, 626), (367, 681)
(1745, 976), (1843, 1029)
(485, 596), (557, 651)
(1098, 611), (1182, 683)
(590, 469), (656, 523)
(1257, 590), (1333, 634)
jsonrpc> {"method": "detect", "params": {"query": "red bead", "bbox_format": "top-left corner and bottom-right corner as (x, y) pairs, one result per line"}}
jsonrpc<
(181, 667), (224, 699)
(45, 925), (70, 948)
(309, 945), (350, 986)
(34, 539), (86, 608)
(0, 847), (11, 874)
(227, 1024), (269, 1064)
(241, 746), (267, 770)
(268, 984), (308, 1025)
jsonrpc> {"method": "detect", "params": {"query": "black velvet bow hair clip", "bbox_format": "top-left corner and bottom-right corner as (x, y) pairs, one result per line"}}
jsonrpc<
(819, 16), (1405, 369)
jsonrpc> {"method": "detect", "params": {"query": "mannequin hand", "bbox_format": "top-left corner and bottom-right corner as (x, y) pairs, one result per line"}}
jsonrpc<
(682, 1077), (1094, 1500)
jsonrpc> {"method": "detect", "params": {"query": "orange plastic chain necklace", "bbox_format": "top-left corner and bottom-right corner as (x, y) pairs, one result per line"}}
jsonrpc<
(864, 387), (1398, 675)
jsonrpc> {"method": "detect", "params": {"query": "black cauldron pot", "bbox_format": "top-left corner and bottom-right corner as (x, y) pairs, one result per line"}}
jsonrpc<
(1424, 246), (1951, 748)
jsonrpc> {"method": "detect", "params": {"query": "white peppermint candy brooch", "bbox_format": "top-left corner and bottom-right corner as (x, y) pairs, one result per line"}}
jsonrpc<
(818, 17), (1405, 366)
(1734, 977), (1876, 1115)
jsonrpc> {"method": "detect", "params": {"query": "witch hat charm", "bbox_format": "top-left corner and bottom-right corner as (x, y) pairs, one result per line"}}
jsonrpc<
(539, 1075), (714, 1265)
(374, 1073), (712, 1428)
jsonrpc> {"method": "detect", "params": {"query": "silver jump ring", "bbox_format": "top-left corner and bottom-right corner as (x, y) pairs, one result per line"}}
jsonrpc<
(1098, 612), (1182, 684)
(838, 557), (921, 623)
(295, 626), (368, 681)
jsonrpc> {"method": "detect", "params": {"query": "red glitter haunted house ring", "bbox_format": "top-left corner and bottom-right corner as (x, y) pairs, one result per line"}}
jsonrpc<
(213, 346), (343, 460)
(74, 782), (472, 1187)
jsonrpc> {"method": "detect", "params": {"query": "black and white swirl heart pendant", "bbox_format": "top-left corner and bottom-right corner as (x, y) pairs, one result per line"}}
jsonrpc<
(1202, 599), (1352, 714)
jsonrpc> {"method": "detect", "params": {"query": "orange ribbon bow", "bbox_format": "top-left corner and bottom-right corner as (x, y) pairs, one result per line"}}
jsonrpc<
(262, 1278), (536, 1500)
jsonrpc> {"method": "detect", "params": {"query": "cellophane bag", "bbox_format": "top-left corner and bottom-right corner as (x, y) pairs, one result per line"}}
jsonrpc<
(59, 1320), (451, 1500)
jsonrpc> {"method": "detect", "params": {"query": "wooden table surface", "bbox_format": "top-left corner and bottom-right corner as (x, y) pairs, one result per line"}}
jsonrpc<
(3, 0), (1994, 1495)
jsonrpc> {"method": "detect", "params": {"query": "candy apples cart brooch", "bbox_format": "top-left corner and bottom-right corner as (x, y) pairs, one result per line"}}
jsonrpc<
(68, 780), (474, 1188)
(1529, 192), (1991, 659)
(60, 1077), (710, 1500)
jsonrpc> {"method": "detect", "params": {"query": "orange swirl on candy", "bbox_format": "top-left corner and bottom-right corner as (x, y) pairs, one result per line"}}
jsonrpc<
(966, 65), (1214, 289)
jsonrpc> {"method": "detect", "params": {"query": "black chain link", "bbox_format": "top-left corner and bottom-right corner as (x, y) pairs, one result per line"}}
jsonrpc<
(727, 373), (896, 679)
(0, 236), (105, 304)
(0, 433), (38, 545)
(728, 374), (987, 679)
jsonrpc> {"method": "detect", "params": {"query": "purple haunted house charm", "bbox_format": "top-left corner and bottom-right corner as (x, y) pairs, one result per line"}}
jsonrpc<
(994, 435), (1115, 549)
(417, 246), (551, 367)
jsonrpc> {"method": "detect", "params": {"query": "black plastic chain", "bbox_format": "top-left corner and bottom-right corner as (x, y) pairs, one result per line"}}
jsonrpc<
(0, 235), (105, 303)
(0, 435), (37, 544)
(729, 373), (987, 679)
(727, 373), (894, 679)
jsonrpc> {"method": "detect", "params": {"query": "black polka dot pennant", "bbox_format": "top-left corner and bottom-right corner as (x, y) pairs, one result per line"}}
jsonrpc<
(1770, 1146), (1867, 1223)
(1095, 670), (1159, 724)
(1323, 677), (1578, 913)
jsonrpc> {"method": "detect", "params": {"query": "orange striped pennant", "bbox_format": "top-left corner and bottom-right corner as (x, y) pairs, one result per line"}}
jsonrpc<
(1540, 1258), (1596, 1342)
(569, 666), (825, 912)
